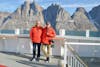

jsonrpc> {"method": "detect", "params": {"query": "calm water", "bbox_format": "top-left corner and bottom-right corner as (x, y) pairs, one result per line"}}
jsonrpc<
(0, 30), (100, 37)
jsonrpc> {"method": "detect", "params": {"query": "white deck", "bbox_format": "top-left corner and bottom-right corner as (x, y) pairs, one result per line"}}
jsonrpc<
(0, 52), (61, 67)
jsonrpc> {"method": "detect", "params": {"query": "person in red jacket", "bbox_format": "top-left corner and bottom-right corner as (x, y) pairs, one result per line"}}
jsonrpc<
(41, 22), (56, 62)
(30, 20), (43, 61)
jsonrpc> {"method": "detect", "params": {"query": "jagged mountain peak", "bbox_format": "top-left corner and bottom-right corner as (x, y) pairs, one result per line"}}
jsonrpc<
(89, 5), (100, 30)
(24, 0), (30, 4)
(47, 3), (63, 11)
(71, 7), (98, 31)
(43, 3), (72, 31)
(14, 0), (43, 15)
(30, 1), (43, 12)
(76, 7), (86, 13)
(1, 0), (44, 29)
(89, 5), (100, 18)
(51, 3), (61, 7)
(72, 7), (89, 18)
(0, 1), (98, 31)
(91, 5), (100, 10)
(73, 7), (89, 18)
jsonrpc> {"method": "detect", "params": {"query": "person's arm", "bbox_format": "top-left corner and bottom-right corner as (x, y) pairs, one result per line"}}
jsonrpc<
(47, 28), (56, 37)
(30, 28), (33, 41)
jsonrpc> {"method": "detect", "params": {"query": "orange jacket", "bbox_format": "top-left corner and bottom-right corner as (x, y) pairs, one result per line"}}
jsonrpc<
(30, 26), (42, 43)
(41, 27), (56, 45)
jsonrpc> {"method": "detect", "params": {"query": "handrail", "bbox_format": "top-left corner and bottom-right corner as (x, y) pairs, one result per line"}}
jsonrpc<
(67, 44), (88, 67)
(0, 34), (100, 41)
(57, 35), (100, 41)
(65, 42), (100, 46)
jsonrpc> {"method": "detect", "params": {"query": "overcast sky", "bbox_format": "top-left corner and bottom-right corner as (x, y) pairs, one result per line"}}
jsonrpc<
(0, 0), (100, 15)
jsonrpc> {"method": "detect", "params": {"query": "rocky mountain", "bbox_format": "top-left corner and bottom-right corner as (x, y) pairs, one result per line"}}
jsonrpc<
(43, 4), (76, 31)
(72, 7), (97, 31)
(0, 1), (98, 31)
(43, 5), (98, 31)
(1, 1), (44, 30)
(89, 5), (100, 30)
(0, 12), (10, 25)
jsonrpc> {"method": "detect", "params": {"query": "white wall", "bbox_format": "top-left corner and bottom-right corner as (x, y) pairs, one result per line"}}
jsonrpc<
(0, 38), (100, 57)
(0, 38), (32, 53)
(0, 38), (63, 56)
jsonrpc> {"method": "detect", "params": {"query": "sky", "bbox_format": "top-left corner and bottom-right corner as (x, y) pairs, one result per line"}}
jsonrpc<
(0, 0), (100, 15)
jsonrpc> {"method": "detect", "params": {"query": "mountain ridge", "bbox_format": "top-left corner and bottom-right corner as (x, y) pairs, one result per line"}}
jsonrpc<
(89, 5), (100, 30)
(0, 1), (99, 31)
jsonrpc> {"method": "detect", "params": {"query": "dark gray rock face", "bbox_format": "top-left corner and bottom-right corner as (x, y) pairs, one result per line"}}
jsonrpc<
(0, 12), (10, 26)
(43, 5), (98, 31)
(43, 4), (74, 31)
(89, 5), (100, 30)
(43, 4), (62, 29)
(72, 7), (98, 31)
(1, 1), (44, 30)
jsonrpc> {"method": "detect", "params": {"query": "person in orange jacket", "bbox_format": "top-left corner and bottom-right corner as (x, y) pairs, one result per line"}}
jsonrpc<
(30, 20), (43, 61)
(41, 22), (56, 62)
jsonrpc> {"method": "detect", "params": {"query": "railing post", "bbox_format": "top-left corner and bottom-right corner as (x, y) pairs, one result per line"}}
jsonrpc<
(59, 29), (65, 36)
(59, 29), (65, 56)
(15, 28), (20, 35)
(71, 56), (73, 67)
(15, 29), (20, 53)
(64, 42), (68, 67)
(86, 30), (90, 37)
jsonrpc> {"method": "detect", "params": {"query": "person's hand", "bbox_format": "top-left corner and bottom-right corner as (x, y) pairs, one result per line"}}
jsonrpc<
(49, 40), (54, 43)
(51, 44), (55, 48)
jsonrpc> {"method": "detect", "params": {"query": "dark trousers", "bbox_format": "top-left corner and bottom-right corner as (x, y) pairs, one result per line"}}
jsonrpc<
(32, 43), (41, 58)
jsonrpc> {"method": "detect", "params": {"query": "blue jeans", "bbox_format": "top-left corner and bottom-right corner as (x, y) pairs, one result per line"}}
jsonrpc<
(32, 43), (41, 58)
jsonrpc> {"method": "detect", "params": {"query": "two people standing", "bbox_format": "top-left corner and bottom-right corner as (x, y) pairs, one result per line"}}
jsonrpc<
(30, 20), (56, 62)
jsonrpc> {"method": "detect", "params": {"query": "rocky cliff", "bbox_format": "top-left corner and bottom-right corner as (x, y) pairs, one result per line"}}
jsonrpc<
(0, 12), (10, 26)
(1, 1), (44, 29)
(43, 4), (75, 31)
(72, 7), (97, 31)
(89, 5), (100, 30)
(0, 1), (98, 31)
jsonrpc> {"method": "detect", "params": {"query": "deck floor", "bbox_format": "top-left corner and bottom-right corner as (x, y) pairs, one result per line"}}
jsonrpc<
(0, 52), (62, 67)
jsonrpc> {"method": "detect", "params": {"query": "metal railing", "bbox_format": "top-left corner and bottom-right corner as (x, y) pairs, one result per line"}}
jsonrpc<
(64, 42), (100, 67)
(64, 43), (88, 67)
(0, 29), (100, 67)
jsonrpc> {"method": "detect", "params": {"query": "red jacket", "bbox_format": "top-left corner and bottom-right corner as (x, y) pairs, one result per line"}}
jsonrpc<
(41, 27), (56, 45)
(30, 26), (42, 43)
